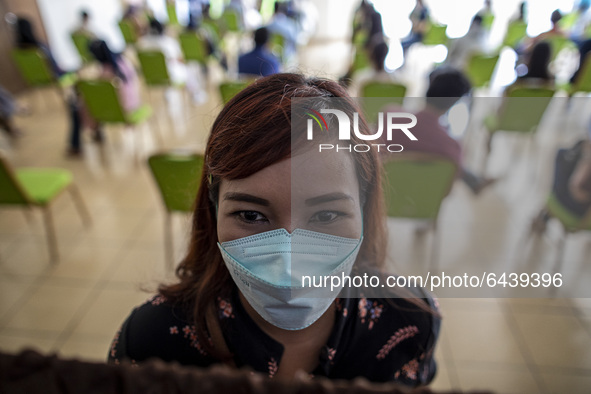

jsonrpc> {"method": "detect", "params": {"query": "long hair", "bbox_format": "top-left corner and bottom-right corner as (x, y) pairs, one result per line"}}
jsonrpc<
(16, 18), (38, 47)
(89, 40), (127, 82)
(159, 73), (388, 359)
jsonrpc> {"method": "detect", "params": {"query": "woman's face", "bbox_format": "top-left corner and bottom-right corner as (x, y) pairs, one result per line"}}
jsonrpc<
(217, 149), (363, 243)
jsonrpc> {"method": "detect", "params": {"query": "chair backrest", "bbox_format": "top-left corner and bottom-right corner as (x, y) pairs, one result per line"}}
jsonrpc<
(545, 35), (576, 60)
(422, 23), (448, 46)
(148, 152), (204, 212)
(382, 155), (457, 219)
(546, 193), (591, 232)
(351, 48), (371, 75)
(0, 156), (32, 206)
(494, 86), (555, 133)
(219, 81), (250, 104)
(503, 20), (527, 48)
(137, 50), (170, 86)
(360, 82), (407, 124)
(222, 10), (240, 32)
(77, 80), (127, 123)
(167, 3), (179, 25)
(71, 33), (93, 63)
(11, 48), (54, 86)
(179, 32), (208, 64)
(573, 53), (591, 93)
(466, 53), (500, 88)
(118, 20), (137, 45)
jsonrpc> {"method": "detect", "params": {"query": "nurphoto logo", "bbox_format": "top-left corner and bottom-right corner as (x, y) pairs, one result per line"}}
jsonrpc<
(305, 108), (418, 153)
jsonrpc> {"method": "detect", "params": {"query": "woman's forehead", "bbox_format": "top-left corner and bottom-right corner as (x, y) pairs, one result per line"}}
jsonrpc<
(220, 150), (360, 202)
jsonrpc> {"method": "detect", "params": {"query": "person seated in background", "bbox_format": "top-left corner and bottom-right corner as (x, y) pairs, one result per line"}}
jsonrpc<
(266, 2), (298, 59)
(137, 18), (187, 86)
(0, 85), (22, 139)
(66, 39), (140, 156)
(89, 39), (140, 113)
(122, 5), (148, 39)
(384, 67), (495, 195)
(238, 27), (280, 77)
(520, 9), (566, 57)
(515, 41), (554, 85)
(72, 9), (95, 39)
(401, 0), (430, 51)
(350, 39), (401, 95)
(445, 15), (487, 70)
(532, 138), (591, 232)
(14, 17), (64, 77)
(568, 1), (591, 46)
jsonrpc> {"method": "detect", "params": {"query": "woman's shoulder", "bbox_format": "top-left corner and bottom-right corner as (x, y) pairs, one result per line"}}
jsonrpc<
(109, 294), (215, 366)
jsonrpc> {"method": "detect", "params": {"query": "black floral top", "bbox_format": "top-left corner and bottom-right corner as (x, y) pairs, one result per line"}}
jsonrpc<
(108, 288), (440, 386)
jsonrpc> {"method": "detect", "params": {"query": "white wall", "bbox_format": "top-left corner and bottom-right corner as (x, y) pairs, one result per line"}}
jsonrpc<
(37, 0), (125, 70)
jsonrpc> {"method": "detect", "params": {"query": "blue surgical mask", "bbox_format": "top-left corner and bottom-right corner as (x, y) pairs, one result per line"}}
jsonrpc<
(218, 228), (363, 330)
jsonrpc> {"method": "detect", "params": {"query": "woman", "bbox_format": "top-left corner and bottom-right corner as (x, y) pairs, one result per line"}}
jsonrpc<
(109, 73), (439, 386)
(67, 40), (140, 156)
(88, 39), (140, 113)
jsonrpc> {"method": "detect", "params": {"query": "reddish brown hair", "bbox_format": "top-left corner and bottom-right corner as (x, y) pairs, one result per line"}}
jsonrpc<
(160, 73), (387, 359)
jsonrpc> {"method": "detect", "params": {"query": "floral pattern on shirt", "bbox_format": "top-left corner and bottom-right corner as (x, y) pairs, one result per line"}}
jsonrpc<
(358, 298), (383, 330)
(376, 325), (419, 360)
(395, 358), (420, 381)
(267, 358), (278, 378)
(180, 324), (206, 355)
(218, 297), (234, 319)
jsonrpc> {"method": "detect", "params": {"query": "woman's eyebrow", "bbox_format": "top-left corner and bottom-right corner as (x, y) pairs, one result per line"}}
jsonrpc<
(223, 192), (270, 206)
(305, 192), (354, 206)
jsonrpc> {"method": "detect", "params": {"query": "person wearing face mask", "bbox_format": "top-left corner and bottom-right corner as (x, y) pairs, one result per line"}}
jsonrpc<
(108, 73), (440, 386)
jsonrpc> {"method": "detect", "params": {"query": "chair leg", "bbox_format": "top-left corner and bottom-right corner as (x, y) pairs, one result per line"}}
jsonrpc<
(164, 213), (174, 270)
(41, 206), (59, 264)
(68, 185), (92, 227)
(481, 131), (493, 176)
(552, 228), (567, 277)
(430, 220), (440, 272)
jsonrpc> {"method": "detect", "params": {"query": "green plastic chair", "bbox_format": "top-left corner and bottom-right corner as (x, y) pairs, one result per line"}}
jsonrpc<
(422, 22), (448, 46)
(360, 81), (407, 124)
(148, 152), (204, 268)
(219, 80), (250, 104)
(71, 33), (93, 64)
(119, 20), (138, 45)
(544, 35), (576, 61)
(270, 33), (286, 61)
(11, 48), (55, 87)
(483, 86), (555, 170)
(568, 53), (591, 96)
(77, 79), (152, 125)
(0, 155), (91, 263)
(544, 193), (591, 274)
(222, 9), (240, 33)
(351, 48), (371, 75)
(502, 20), (527, 49)
(179, 32), (209, 64)
(137, 50), (172, 86)
(481, 12), (495, 30)
(167, 3), (179, 26)
(465, 53), (499, 88)
(382, 155), (457, 269)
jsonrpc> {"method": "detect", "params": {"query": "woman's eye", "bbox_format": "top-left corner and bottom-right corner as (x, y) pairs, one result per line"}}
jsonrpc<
(310, 211), (341, 223)
(237, 211), (267, 223)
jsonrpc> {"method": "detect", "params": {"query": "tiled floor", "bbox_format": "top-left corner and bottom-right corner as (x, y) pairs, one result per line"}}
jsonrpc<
(1, 40), (591, 393)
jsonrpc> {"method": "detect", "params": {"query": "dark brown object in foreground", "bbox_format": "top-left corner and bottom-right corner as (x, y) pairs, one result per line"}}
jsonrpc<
(0, 350), (492, 394)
